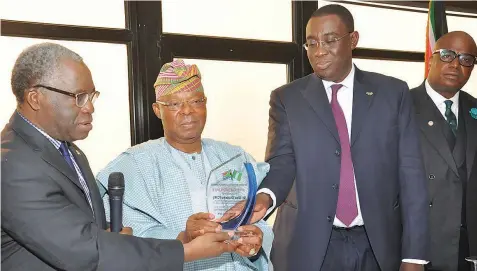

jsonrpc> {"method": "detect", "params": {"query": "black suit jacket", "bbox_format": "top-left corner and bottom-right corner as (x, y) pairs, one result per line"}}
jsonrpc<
(411, 83), (477, 271)
(261, 67), (430, 271)
(1, 112), (184, 271)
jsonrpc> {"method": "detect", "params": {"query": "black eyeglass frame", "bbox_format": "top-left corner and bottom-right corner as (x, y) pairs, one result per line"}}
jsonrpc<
(33, 84), (100, 107)
(432, 49), (477, 67)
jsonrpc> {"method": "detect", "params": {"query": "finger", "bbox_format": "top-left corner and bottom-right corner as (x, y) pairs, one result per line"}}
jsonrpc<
(250, 209), (267, 224)
(189, 229), (205, 239)
(234, 245), (254, 257)
(216, 209), (241, 222)
(254, 202), (267, 211)
(216, 201), (246, 222)
(238, 236), (262, 246)
(189, 212), (215, 221)
(220, 240), (238, 253)
(206, 231), (234, 242)
(198, 220), (222, 230)
(237, 225), (262, 235)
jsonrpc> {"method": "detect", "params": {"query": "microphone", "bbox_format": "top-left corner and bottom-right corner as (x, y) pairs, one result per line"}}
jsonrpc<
(108, 172), (125, 233)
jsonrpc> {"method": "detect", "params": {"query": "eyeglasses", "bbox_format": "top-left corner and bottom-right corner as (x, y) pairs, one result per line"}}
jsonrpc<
(34, 84), (100, 108)
(156, 97), (207, 111)
(303, 32), (353, 51)
(432, 49), (477, 67)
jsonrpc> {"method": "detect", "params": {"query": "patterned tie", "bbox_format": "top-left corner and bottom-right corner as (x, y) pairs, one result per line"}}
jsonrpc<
(59, 142), (94, 212)
(331, 84), (358, 226)
(444, 100), (457, 135)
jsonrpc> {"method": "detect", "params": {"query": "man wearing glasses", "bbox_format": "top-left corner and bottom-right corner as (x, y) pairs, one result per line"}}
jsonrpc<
(234, 4), (430, 271)
(96, 60), (273, 271)
(410, 31), (477, 271)
(1, 43), (241, 271)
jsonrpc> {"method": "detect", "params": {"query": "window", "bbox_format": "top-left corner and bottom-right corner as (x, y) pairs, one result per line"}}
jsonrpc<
(179, 58), (288, 162)
(353, 59), (425, 89)
(0, 37), (131, 174)
(1, 0), (125, 28)
(318, 0), (428, 52)
(447, 14), (477, 97)
(162, 0), (292, 42)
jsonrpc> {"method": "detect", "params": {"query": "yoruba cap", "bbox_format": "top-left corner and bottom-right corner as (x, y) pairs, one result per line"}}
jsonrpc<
(153, 59), (204, 100)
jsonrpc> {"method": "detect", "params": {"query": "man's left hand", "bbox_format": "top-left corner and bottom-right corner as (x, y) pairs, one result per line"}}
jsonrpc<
(231, 225), (263, 258)
(400, 263), (424, 271)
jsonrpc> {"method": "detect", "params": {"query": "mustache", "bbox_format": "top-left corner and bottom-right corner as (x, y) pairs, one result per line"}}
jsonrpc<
(179, 117), (198, 125)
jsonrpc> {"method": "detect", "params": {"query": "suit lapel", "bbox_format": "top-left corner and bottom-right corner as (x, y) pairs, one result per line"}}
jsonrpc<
(70, 144), (106, 226)
(10, 112), (102, 224)
(300, 74), (339, 143)
(9, 112), (86, 192)
(350, 69), (376, 146)
(414, 85), (459, 176)
(460, 94), (477, 180)
(40, 145), (86, 192)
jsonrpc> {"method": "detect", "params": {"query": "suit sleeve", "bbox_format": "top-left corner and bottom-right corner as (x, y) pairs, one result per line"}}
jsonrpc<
(397, 83), (430, 260)
(258, 89), (296, 207)
(1, 159), (184, 271)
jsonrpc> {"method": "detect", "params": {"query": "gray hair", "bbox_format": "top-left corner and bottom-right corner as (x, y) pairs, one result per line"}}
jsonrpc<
(11, 42), (84, 104)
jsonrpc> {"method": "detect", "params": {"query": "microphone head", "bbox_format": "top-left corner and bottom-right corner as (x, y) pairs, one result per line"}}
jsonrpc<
(108, 172), (124, 196)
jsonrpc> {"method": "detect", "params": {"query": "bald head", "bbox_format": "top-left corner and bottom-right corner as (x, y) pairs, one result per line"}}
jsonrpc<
(435, 31), (477, 54)
(427, 31), (476, 97)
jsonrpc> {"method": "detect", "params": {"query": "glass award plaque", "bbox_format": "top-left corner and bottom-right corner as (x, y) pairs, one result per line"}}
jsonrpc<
(206, 153), (257, 231)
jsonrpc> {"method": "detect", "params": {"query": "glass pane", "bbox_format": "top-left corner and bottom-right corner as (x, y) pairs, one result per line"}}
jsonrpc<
(0, 0), (125, 28)
(353, 59), (424, 89)
(163, 0), (292, 42)
(448, 14), (477, 42)
(353, 59), (477, 97)
(447, 14), (477, 97)
(317, 1), (427, 52)
(0, 37), (131, 174)
(177, 58), (287, 162)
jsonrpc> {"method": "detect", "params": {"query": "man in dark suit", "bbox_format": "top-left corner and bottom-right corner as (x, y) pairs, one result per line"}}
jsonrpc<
(225, 5), (430, 271)
(1, 43), (237, 271)
(410, 31), (477, 271)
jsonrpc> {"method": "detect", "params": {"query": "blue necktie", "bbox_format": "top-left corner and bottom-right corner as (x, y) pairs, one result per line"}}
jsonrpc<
(59, 142), (75, 170)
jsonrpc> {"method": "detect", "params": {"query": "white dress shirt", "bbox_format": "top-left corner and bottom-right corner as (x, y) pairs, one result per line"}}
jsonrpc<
(425, 80), (460, 124)
(258, 65), (426, 265)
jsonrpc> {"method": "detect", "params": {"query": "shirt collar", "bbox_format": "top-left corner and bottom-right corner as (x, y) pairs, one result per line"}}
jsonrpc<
(16, 111), (62, 149)
(321, 64), (356, 91)
(425, 79), (460, 108)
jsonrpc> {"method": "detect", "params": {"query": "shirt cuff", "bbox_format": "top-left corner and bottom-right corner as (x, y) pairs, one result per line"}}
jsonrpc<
(402, 259), (429, 265)
(256, 188), (276, 217)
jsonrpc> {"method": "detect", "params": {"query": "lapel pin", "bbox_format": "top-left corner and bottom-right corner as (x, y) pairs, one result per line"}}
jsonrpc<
(366, 92), (373, 96)
(75, 149), (81, 155)
(428, 121), (434, 126)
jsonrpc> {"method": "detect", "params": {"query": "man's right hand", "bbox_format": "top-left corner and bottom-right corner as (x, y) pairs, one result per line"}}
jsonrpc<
(217, 193), (272, 224)
(185, 212), (221, 241)
(183, 232), (237, 262)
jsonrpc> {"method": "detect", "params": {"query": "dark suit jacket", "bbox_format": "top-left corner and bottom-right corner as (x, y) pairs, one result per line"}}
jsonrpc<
(411, 83), (477, 271)
(1, 112), (184, 271)
(260, 67), (430, 271)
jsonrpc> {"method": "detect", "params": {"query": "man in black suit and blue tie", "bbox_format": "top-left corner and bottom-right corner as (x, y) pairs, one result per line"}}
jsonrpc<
(1, 42), (238, 271)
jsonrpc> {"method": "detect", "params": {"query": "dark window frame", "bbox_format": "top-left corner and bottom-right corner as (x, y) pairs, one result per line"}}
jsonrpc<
(1, 1), (474, 144)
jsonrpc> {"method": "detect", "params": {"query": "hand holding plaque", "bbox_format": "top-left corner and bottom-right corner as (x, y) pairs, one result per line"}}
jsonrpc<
(206, 153), (257, 232)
